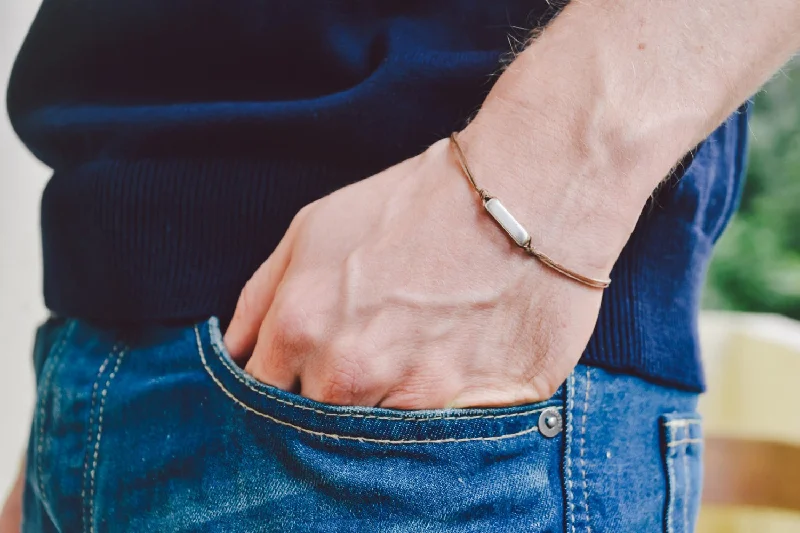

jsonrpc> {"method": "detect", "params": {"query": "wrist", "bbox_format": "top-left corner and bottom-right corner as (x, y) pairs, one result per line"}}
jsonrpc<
(456, 16), (705, 276)
(453, 0), (766, 277)
(456, 113), (638, 278)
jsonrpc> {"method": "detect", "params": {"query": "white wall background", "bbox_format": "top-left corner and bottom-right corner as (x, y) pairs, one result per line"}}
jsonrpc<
(0, 0), (49, 495)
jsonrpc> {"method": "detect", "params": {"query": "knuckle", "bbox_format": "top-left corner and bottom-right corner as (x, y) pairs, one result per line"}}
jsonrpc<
(269, 303), (319, 354)
(380, 388), (439, 410)
(316, 345), (372, 405)
(381, 370), (455, 410)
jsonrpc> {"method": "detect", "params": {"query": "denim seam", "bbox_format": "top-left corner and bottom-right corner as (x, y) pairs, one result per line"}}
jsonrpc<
(579, 368), (592, 532)
(81, 346), (118, 533)
(84, 346), (127, 533)
(204, 323), (559, 423)
(565, 371), (576, 533)
(35, 319), (76, 522)
(196, 326), (550, 444)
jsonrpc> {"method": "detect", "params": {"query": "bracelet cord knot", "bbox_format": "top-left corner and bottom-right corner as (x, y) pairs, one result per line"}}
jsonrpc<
(449, 133), (611, 290)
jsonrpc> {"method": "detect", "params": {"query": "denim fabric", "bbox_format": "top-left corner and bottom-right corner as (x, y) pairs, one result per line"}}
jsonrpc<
(23, 318), (702, 532)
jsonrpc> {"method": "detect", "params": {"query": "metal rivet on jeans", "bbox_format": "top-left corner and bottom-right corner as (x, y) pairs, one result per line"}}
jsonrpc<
(538, 407), (563, 438)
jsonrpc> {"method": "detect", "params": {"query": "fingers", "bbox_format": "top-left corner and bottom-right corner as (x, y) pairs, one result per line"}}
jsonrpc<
(224, 211), (305, 361)
(243, 303), (306, 393)
(223, 247), (291, 361)
(299, 347), (391, 407)
(249, 304), (394, 406)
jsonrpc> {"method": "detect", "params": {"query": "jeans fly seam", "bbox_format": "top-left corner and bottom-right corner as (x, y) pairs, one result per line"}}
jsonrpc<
(580, 367), (592, 532)
(35, 319), (76, 521)
(565, 371), (576, 533)
(86, 346), (127, 533)
(81, 346), (118, 533)
(206, 322), (559, 423)
(196, 326), (544, 444)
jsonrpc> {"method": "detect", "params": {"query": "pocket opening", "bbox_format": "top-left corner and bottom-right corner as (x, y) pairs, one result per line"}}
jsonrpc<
(196, 317), (565, 444)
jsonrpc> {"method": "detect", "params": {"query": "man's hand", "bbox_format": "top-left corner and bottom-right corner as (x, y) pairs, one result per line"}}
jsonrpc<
(223, 137), (615, 409)
(225, 0), (800, 409)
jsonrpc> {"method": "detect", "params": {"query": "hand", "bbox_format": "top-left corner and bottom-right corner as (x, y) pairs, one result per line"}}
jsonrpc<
(224, 0), (800, 409)
(223, 136), (614, 409)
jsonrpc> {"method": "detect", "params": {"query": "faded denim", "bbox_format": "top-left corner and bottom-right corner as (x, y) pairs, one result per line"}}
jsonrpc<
(23, 317), (702, 532)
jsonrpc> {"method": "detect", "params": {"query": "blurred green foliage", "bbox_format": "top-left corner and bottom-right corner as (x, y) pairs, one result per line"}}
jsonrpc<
(704, 61), (800, 318)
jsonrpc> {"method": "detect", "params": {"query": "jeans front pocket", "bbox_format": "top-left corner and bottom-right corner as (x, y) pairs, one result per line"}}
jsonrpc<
(199, 317), (565, 445)
(661, 413), (704, 533)
(183, 317), (567, 532)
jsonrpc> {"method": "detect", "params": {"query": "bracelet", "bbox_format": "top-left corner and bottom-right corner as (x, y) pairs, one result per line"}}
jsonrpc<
(449, 133), (611, 289)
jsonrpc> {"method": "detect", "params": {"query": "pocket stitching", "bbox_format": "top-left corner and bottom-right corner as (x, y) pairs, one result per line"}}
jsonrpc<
(196, 325), (551, 444)
(203, 323), (558, 423)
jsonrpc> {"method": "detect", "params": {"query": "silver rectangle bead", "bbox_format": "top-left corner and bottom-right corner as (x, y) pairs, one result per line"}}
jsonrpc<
(483, 197), (530, 247)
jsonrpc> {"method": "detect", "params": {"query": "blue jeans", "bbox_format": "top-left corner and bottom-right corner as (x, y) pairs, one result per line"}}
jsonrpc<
(23, 317), (703, 532)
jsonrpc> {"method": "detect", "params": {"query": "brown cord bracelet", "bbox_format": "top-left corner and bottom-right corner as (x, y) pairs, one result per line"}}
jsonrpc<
(449, 133), (611, 289)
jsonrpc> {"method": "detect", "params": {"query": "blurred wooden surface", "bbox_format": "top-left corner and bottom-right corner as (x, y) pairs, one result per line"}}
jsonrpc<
(698, 508), (800, 533)
(703, 437), (800, 511)
(698, 312), (800, 532)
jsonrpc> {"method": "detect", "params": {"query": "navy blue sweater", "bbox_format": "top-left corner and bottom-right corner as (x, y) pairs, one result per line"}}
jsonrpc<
(7, 0), (749, 391)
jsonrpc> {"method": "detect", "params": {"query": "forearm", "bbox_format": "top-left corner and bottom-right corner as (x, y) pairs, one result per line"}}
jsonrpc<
(460, 0), (800, 274)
